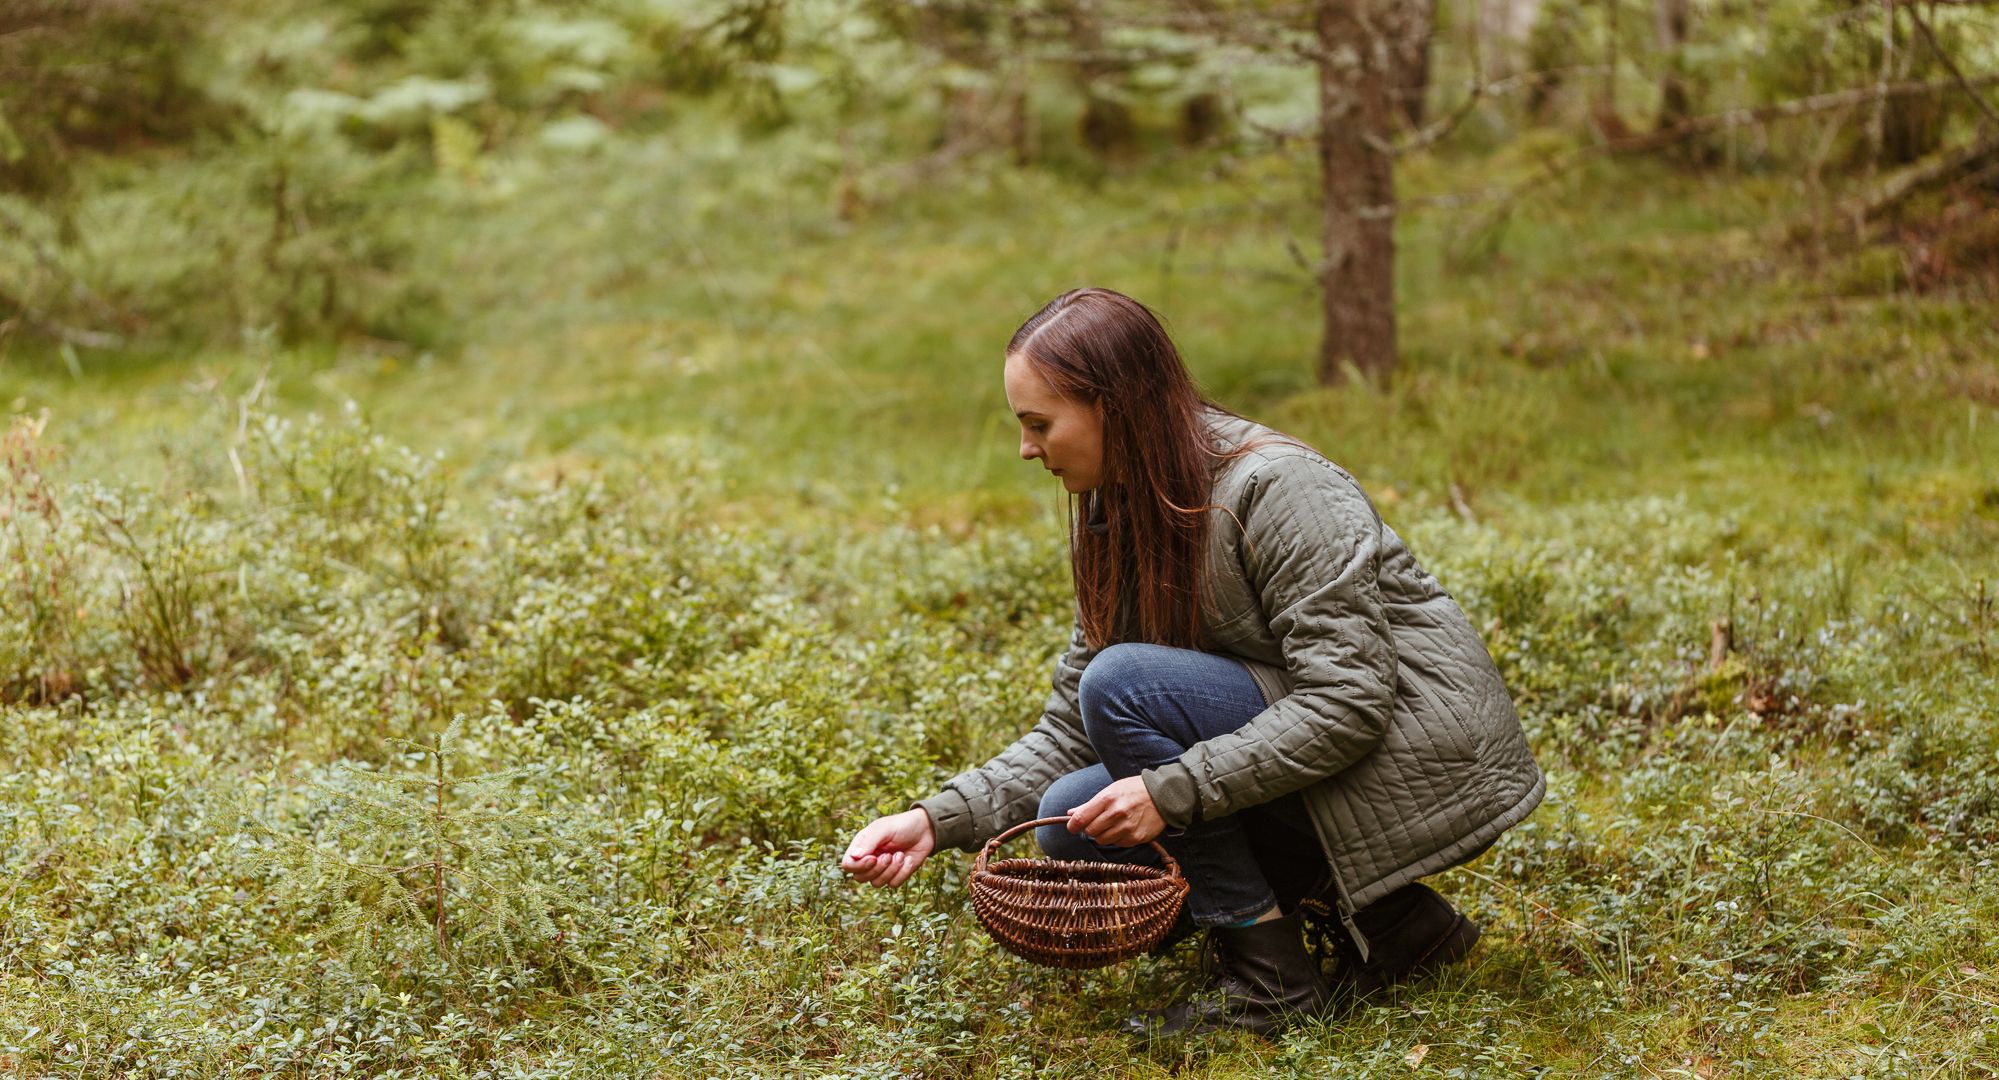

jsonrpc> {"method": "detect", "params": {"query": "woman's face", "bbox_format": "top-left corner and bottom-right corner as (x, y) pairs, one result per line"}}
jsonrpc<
(1004, 351), (1103, 494)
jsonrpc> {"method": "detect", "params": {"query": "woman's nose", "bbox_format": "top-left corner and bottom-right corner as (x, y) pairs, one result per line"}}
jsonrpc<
(1019, 438), (1040, 461)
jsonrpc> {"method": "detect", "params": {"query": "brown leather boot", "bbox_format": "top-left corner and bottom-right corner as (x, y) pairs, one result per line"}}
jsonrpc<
(1319, 883), (1481, 1011)
(1122, 913), (1332, 1038)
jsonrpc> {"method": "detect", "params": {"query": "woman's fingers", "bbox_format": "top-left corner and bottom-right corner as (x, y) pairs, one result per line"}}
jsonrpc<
(1068, 796), (1125, 840)
(839, 813), (931, 889)
(843, 821), (889, 863)
(1065, 777), (1161, 848)
(1068, 802), (1141, 847)
(851, 852), (897, 887)
(843, 852), (890, 884)
(1065, 796), (1105, 834)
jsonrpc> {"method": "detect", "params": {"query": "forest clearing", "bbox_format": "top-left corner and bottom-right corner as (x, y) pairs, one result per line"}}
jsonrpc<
(2, 0), (1997, 1075)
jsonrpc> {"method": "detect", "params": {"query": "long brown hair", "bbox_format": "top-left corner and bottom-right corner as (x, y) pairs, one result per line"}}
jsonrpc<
(1008, 287), (1276, 652)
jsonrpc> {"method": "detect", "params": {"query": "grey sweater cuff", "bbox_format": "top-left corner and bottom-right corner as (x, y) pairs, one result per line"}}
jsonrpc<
(1141, 761), (1201, 830)
(912, 789), (978, 852)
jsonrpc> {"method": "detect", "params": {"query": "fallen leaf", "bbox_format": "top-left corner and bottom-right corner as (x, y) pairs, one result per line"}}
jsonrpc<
(1405, 1044), (1428, 1068)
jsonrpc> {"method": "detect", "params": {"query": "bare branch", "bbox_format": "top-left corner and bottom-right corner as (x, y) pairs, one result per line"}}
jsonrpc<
(1392, 55), (1490, 157)
(1241, 63), (1619, 156)
(1847, 133), (1999, 226)
(1904, 3), (1999, 129)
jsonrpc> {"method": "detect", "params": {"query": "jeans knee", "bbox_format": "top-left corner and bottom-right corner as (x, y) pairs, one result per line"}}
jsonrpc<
(1077, 643), (1145, 720)
(1078, 642), (1163, 752)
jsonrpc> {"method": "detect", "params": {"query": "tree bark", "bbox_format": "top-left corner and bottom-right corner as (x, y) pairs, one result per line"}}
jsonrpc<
(1316, 0), (1398, 384)
(1653, 0), (1692, 134)
(1388, 0), (1435, 128)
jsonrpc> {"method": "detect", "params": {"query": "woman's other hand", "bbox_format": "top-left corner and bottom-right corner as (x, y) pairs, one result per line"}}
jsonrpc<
(1066, 775), (1165, 848)
(840, 808), (936, 888)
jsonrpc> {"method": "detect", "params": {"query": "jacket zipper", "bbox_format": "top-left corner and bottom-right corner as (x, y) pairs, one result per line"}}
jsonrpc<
(1300, 785), (1370, 963)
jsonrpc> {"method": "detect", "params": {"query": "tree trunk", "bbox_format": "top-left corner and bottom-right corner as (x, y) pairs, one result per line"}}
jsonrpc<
(1653, 0), (1692, 134)
(1389, 0), (1435, 128)
(1880, 13), (1946, 167)
(1080, 94), (1137, 159)
(1316, 0), (1397, 385)
(1057, 0), (1137, 161)
(1008, 10), (1037, 166)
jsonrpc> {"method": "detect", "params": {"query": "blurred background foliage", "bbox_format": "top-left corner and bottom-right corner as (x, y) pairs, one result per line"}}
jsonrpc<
(1, 0), (1993, 354)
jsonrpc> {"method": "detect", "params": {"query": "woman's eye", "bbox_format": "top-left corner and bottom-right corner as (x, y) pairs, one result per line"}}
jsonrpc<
(1030, 424), (1048, 434)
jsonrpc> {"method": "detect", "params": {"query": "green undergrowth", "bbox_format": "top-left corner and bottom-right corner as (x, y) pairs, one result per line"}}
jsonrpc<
(3, 140), (1998, 1075)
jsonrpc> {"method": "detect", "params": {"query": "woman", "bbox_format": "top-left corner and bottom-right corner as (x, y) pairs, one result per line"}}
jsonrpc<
(839, 288), (1543, 1038)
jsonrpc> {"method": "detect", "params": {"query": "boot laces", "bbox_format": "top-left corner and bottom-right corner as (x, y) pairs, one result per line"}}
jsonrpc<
(1195, 930), (1227, 986)
(1300, 908), (1342, 976)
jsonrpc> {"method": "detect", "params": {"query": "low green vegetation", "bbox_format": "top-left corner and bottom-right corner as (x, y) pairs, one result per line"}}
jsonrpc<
(4, 98), (1999, 1080)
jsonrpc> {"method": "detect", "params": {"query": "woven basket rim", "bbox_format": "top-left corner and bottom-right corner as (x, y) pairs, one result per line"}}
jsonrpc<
(971, 817), (1187, 881)
(968, 816), (1190, 969)
(976, 855), (1176, 880)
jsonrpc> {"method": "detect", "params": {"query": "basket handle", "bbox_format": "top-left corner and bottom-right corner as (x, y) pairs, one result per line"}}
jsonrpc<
(973, 815), (1183, 880)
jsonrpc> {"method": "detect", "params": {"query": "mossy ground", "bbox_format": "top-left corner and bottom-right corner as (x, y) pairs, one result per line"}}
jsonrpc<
(2, 131), (1996, 1076)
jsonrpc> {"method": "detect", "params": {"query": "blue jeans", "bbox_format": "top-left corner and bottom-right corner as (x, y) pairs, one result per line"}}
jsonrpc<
(1034, 643), (1330, 928)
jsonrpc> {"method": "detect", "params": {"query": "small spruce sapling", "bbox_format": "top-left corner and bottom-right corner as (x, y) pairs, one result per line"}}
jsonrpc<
(244, 718), (596, 985)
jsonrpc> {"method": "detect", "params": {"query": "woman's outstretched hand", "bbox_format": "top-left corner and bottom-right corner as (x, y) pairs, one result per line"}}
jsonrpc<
(1066, 775), (1165, 848)
(840, 808), (936, 888)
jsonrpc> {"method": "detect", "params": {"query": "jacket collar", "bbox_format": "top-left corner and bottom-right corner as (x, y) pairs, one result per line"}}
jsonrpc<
(1083, 489), (1109, 535)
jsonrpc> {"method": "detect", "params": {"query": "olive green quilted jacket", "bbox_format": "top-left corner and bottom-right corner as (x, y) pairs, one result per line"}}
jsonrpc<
(916, 410), (1544, 953)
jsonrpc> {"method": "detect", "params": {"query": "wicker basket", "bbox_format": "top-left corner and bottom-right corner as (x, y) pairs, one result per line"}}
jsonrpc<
(968, 816), (1190, 969)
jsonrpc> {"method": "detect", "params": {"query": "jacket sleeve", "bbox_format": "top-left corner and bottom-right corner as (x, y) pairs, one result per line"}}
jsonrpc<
(913, 617), (1101, 852)
(1140, 453), (1398, 829)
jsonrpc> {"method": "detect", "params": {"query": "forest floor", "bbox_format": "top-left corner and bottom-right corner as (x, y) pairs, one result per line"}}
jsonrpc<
(2, 135), (1997, 1077)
